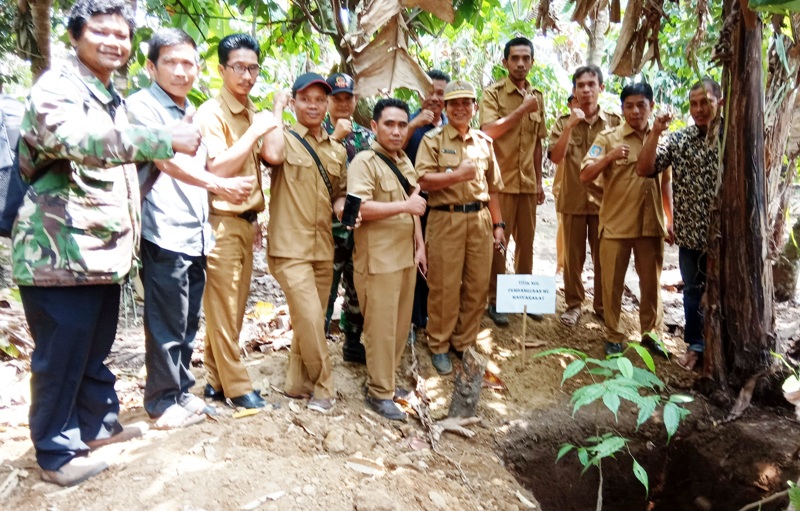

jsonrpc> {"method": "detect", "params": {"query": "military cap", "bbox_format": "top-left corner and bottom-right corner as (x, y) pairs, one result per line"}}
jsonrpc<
(443, 80), (476, 101)
(327, 73), (355, 95)
(292, 72), (332, 95)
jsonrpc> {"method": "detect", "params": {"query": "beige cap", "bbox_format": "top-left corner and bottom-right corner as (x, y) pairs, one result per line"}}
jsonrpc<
(443, 80), (476, 101)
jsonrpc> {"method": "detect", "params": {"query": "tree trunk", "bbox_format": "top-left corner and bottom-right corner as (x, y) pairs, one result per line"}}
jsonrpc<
(705, 0), (775, 390)
(448, 348), (486, 418)
(20, 0), (52, 80)
(585, 0), (609, 67)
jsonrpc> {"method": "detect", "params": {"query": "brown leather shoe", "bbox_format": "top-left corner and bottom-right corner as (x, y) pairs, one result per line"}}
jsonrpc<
(85, 421), (148, 450)
(41, 457), (109, 487)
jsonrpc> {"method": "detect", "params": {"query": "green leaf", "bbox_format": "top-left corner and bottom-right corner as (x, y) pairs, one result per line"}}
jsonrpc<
(636, 395), (659, 429)
(588, 368), (614, 377)
(775, 35), (791, 75)
(789, 485), (800, 508)
(628, 342), (657, 373)
(571, 383), (605, 414)
(632, 457), (649, 497)
(577, 448), (590, 468)
(562, 359), (586, 384)
(668, 394), (694, 404)
(617, 357), (634, 378)
(630, 367), (665, 390)
(602, 391), (621, 420)
(590, 435), (627, 459)
(663, 402), (682, 441)
(0, 335), (20, 358)
(532, 347), (587, 360)
(556, 444), (575, 462)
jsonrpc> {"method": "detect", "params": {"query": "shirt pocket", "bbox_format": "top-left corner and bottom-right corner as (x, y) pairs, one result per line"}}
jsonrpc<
(380, 176), (401, 200)
(285, 153), (313, 182)
(569, 135), (585, 158)
(523, 112), (542, 133)
(438, 155), (461, 172)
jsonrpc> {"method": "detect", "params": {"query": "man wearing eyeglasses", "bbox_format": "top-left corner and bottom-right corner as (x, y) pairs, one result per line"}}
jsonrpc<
(196, 33), (285, 409)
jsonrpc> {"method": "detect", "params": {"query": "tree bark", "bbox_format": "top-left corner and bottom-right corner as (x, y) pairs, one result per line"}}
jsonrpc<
(584, 0), (609, 67)
(18, 0), (52, 80)
(705, 0), (775, 390)
(448, 348), (486, 418)
(774, 217), (800, 302)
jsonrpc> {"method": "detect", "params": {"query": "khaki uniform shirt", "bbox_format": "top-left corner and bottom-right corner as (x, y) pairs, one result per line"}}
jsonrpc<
(348, 142), (417, 275)
(415, 124), (503, 207)
(479, 77), (546, 194)
(581, 122), (666, 239)
(549, 110), (622, 215)
(196, 87), (264, 215)
(267, 123), (347, 261)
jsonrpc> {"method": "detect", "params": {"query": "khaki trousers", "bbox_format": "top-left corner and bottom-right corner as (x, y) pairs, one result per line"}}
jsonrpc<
(600, 236), (664, 344)
(268, 256), (334, 399)
(489, 192), (537, 304)
(203, 215), (254, 398)
(562, 213), (603, 313)
(426, 208), (493, 354)
(354, 265), (415, 400)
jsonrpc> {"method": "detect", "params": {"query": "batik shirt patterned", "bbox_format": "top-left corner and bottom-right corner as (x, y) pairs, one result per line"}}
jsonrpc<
(653, 125), (720, 251)
(323, 116), (375, 239)
(12, 56), (174, 287)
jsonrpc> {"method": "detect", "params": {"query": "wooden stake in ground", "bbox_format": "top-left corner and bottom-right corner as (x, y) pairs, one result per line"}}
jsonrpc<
(521, 305), (527, 365)
(448, 347), (487, 418)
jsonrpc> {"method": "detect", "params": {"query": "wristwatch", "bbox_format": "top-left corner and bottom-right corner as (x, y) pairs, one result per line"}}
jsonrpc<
(493, 222), (505, 229)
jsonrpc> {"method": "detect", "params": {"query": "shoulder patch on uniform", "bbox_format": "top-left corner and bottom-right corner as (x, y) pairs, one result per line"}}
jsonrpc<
(473, 130), (491, 140)
(424, 126), (443, 138)
(588, 144), (603, 157)
(599, 126), (617, 135)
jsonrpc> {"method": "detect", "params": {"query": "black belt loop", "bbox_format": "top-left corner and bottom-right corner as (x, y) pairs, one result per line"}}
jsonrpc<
(431, 202), (487, 213)
(237, 210), (258, 222)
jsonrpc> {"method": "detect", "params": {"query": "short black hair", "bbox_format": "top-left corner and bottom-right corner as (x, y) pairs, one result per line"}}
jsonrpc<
(147, 28), (196, 64)
(567, 94), (575, 103)
(67, 0), (135, 40)
(572, 65), (603, 87)
(218, 33), (260, 66)
(373, 98), (410, 122)
(690, 77), (722, 100)
(503, 37), (534, 61)
(620, 82), (654, 104)
(427, 70), (450, 83)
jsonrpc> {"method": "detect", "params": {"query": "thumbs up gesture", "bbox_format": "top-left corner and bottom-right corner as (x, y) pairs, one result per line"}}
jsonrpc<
(171, 109), (202, 156)
(405, 185), (427, 216)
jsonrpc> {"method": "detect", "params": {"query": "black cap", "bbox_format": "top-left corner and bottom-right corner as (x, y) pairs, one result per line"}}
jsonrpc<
(292, 72), (332, 95)
(326, 73), (355, 95)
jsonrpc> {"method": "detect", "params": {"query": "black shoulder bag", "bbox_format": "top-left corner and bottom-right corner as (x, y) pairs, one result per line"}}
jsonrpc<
(289, 130), (333, 196)
(372, 151), (412, 196)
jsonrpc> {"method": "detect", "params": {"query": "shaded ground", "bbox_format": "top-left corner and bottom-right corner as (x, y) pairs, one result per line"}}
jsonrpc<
(0, 185), (798, 511)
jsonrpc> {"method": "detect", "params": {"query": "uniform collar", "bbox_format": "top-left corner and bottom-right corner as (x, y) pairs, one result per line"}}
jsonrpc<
(293, 121), (329, 142)
(621, 121), (650, 138)
(371, 140), (406, 162)
(148, 81), (188, 114)
(444, 123), (473, 141)
(503, 76), (531, 96)
(68, 55), (120, 107)
(220, 86), (254, 115)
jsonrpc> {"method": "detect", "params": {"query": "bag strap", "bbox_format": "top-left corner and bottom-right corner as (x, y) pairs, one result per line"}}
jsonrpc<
(373, 151), (412, 196)
(289, 130), (333, 197)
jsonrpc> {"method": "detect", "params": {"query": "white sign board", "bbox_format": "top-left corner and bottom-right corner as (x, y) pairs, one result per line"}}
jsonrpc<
(495, 274), (557, 314)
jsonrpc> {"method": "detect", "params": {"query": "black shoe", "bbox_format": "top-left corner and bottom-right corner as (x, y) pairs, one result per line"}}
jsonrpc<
(365, 395), (407, 421)
(604, 341), (623, 355)
(526, 312), (544, 321)
(449, 347), (464, 360)
(229, 391), (266, 409)
(431, 353), (453, 375)
(343, 335), (367, 364)
(641, 333), (669, 359)
(487, 306), (509, 326)
(203, 384), (225, 402)
(393, 388), (412, 401)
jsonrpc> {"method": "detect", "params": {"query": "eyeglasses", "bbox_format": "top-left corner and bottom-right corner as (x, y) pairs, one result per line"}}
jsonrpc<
(225, 63), (261, 76)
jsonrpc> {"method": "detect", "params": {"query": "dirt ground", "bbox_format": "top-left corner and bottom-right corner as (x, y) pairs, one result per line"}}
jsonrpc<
(1, 184), (799, 511)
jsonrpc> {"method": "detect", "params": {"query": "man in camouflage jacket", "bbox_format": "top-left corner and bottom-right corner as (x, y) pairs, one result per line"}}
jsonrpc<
(11, 0), (200, 487)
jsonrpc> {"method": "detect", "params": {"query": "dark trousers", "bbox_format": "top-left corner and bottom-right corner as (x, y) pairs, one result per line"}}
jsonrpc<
(411, 205), (430, 328)
(679, 247), (707, 352)
(325, 233), (363, 339)
(20, 284), (123, 471)
(141, 239), (206, 418)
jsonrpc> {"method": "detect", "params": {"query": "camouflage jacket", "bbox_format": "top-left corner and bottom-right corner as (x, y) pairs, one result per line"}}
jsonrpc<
(12, 56), (175, 287)
(323, 116), (374, 239)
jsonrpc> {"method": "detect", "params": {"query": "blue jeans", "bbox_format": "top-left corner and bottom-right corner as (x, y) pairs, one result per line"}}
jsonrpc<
(679, 247), (706, 353)
(21, 284), (123, 470)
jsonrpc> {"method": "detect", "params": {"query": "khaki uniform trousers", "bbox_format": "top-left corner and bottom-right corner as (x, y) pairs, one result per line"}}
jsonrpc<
(268, 256), (334, 399)
(489, 192), (537, 304)
(562, 214), (603, 314)
(600, 236), (664, 344)
(354, 265), (415, 400)
(203, 215), (254, 398)
(427, 208), (493, 354)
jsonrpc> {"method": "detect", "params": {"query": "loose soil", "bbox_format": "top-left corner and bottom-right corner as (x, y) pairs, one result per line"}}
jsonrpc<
(1, 185), (798, 511)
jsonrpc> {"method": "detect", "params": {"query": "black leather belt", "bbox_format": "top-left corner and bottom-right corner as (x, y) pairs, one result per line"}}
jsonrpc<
(431, 202), (487, 213)
(237, 210), (258, 222)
